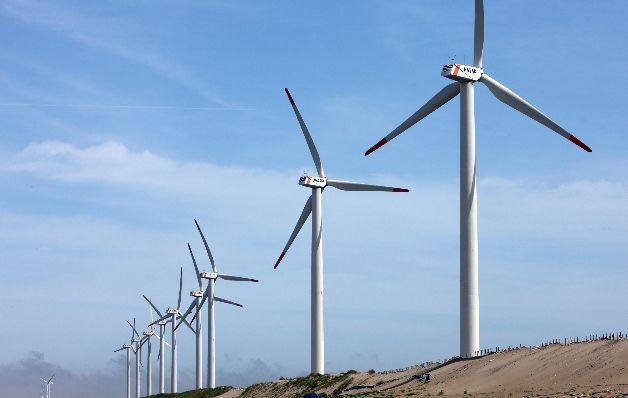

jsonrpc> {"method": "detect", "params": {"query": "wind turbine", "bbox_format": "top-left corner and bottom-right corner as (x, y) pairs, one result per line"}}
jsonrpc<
(148, 267), (194, 393)
(364, 0), (591, 358)
(114, 343), (132, 398)
(126, 318), (144, 398)
(177, 219), (258, 388)
(39, 374), (54, 398)
(171, 243), (205, 390)
(143, 295), (172, 394)
(275, 88), (410, 375)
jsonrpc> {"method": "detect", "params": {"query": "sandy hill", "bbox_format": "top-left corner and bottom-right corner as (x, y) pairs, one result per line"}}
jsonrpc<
(160, 339), (628, 398)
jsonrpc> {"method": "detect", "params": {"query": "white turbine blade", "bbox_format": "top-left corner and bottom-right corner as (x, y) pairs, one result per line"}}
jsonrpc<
(179, 300), (197, 322)
(214, 296), (244, 308)
(148, 305), (154, 331)
(149, 313), (170, 327)
(479, 73), (592, 152)
(217, 274), (259, 282)
(326, 179), (410, 193)
(174, 311), (195, 332)
(127, 320), (140, 340)
(474, 0), (484, 68)
(187, 243), (203, 290)
(142, 295), (163, 319)
(154, 332), (171, 347)
(177, 266), (183, 310)
(284, 88), (325, 178)
(365, 83), (460, 155)
(194, 219), (217, 272)
(274, 196), (312, 269)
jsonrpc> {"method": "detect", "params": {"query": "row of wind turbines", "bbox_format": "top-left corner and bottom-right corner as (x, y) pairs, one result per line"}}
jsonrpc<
(114, 220), (258, 397)
(115, 0), (591, 395)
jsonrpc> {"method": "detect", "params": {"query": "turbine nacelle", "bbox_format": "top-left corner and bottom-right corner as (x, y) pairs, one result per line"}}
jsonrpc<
(299, 175), (327, 188)
(190, 290), (204, 297)
(143, 331), (154, 336)
(200, 271), (218, 280)
(442, 64), (483, 82)
(123, 344), (132, 349)
(166, 308), (178, 315)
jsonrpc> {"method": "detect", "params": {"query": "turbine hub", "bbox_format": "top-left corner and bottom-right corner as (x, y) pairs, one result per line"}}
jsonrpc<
(442, 64), (483, 82)
(299, 175), (327, 188)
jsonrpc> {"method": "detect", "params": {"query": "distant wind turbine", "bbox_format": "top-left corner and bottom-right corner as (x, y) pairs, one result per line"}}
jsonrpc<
(149, 267), (195, 393)
(114, 343), (132, 398)
(143, 296), (172, 394)
(275, 88), (410, 375)
(364, 0), (591, 358)
(177, 220), (258, 388)
(39, 374), (54, 398)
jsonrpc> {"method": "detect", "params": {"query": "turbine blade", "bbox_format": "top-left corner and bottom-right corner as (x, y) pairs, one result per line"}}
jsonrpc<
(194, 219), (217, 272)
(187, 243), (203, 290)
(143, 295), (163, 319)
(127, 320), (139, 341)
(479, 73), (592, 152)
(114, 347), (125, 353)
(326, 179), (410, 192)
(284, 88), (325, 178)
(154, 332), (171, 347)
(274, 196), (312, 269)
(365, 83), (460, 155)
(474, 0), (484, 68)
(217, 274), (259, 282)
(174, 311), (195, 332)
(148, 313), (170, 327)
(214, 296), (244, 308)
(179, 300), (197, 324)
(177, 266), (183, 310)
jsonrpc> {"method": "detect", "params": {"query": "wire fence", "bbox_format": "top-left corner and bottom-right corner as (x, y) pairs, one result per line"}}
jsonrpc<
(377, 331), (627, 375)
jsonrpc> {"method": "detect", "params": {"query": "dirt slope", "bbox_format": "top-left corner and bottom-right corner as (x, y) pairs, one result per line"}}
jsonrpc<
(167, 339), (628, 398)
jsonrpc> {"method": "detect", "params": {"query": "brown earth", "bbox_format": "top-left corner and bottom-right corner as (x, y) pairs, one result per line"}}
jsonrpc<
(223, 339), (628, 398)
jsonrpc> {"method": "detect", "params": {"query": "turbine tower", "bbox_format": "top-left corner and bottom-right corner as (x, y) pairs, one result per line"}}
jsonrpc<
(177, 220), (258, 388)
(149, 268), (195, 393)
(143, 296), (172, 394)
(275, 88), (410, 374)
(364, 0), (591, 358)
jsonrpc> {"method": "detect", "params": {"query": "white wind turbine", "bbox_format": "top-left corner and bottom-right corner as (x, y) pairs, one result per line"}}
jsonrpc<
(148, 268), (195, 393)
(143, 295), (172, 394)
(275, 88), (410, 375)
(171, 243), (205, 390)
(114, 342), (132, 398)
(39, 374), (54, 398)
(126, 318), (145, 398)
(177, 219), (258, 389)
(364, 0), (591, 358)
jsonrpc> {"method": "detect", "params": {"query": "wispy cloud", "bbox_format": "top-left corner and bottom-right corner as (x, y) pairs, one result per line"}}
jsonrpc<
(0, 0), (241, 108)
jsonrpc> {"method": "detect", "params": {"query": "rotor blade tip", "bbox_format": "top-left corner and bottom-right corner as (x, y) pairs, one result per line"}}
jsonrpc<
(252, 278), (259, 282)
(274, 252), (286, 269)
(365, 138), (388, 156)
(284, 88), (295, 106)
(568, 135), (592, 152)
(393, 188), (410, 192)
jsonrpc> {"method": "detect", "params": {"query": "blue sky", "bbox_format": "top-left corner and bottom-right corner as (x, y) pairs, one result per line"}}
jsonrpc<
(0, 0), (627, 396)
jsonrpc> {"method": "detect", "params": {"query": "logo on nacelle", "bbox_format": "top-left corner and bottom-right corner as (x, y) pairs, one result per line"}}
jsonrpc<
(299, 175), (327, 188)
(200, 271), (218, 280)
(442, 64), (483, 82)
